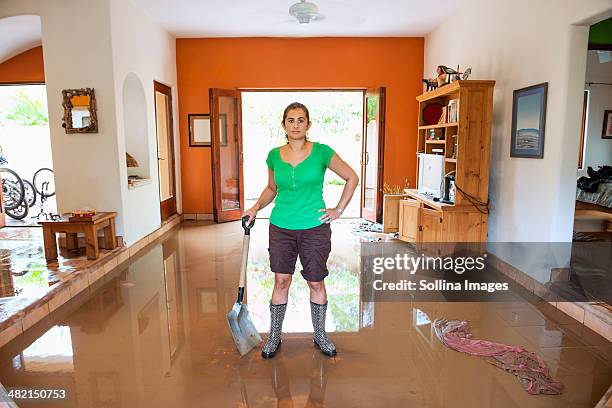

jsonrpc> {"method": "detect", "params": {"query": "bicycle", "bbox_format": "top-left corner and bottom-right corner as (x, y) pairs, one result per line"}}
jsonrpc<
(0, 150), (27, 220)
(31, 167), (59, 221)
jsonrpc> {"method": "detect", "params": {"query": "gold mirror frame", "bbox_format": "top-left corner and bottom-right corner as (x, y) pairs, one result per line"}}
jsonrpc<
(62, 88), (98, 133)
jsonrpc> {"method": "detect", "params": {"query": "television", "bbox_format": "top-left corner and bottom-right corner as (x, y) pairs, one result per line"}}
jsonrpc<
(417, 153), (444, 198)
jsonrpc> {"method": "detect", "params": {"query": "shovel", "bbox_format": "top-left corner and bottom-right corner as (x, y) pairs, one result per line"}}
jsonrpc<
(227, 215), (263, 356)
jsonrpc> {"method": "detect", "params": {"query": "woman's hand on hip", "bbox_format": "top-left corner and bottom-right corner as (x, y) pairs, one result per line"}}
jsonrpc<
(318, 208), (341, 224)
(243, 206), (258, 223)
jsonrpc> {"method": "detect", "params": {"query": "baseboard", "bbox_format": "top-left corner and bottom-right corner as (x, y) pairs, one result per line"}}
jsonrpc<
(183, 213), (213, 221)
(487, 253), (612, 342)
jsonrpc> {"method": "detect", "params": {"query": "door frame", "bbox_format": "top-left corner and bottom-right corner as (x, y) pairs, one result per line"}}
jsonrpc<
(210, 88), (245, 223)
(238, 88), (368, 218)
(361, 87), (386, 223)
(153, 81), (177, 221)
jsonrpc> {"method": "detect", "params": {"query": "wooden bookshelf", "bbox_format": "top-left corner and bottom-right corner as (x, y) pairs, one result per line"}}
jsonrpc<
(399, 80), (495, 244)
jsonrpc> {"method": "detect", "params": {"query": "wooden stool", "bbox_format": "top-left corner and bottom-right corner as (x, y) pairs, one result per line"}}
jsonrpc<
(39, 212), (117, 261)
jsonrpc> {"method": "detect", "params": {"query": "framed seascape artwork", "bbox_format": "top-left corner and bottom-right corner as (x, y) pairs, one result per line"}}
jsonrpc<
(510, 83), (548, 158)
(602, 110), (612, 139)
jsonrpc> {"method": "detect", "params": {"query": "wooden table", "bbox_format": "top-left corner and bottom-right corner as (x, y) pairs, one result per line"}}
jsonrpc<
(39, 212), (117, 261)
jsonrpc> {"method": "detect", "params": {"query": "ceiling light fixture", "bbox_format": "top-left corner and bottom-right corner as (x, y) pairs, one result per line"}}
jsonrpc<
(289, 0), (320, 24)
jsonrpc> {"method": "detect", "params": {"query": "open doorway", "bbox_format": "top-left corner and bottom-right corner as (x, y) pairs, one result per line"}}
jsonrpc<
(241, 90), (363, 218)
(0, 84), (56, 226)
(573, 18), (612, 244)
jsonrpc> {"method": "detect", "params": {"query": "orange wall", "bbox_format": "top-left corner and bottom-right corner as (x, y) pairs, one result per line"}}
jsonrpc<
(0, 46), (45, 84)
(176, 37), (423, 214)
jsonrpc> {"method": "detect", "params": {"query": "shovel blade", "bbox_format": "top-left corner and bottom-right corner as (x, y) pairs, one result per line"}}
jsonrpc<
(227, 302), (262, 356)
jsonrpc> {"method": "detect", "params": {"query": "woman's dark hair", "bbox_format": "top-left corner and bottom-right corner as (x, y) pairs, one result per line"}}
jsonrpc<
(282, 102), (310, 124)
(282, 102), (310, 142)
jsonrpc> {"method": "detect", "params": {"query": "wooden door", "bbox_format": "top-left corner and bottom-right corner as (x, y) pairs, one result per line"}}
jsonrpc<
(154, 82), (177, 221)
(361, 87), (386, 223)
(399, 200), (419, 242)
(419, 208), (441, 243)
(210, 89), (244, 223)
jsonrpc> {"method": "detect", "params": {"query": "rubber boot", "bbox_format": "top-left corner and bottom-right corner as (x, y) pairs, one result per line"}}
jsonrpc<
(310, 302), (337, 357)
(262, 303), (287, 359)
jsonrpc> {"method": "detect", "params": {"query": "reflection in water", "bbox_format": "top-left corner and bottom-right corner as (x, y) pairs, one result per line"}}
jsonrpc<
(21, 326), (74, 373)
(0, 223), (609, 408)
(247, 221), (363, 334)
(247, 254), (360, 333)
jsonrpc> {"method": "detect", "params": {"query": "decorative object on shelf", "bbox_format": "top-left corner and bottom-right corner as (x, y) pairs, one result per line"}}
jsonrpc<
(382, 182), (403, 194)
(446, 65), (472, 82)
(602, 110), (612, 139)
(451, 134), (458, 159)
(510, 82), (548, 158)
(189, 113), (211, 147)
(127, 175), (150, 188)
(423, 66), (473, 92)
(62, 88), (98, 133)
(447, 99), (459, 123)
(422, 65), (447, 91)
(428, 128), (443, 140)
(437, 107), (447, 124)
(422, 103), (443, 125)
(126, 152), (139, 168)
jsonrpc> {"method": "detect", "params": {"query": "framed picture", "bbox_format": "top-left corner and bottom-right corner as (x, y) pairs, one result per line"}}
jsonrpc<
(602, 110), (612, 139)
(189, 113), (211, 147)
(219, 113), (228, 147)
(510, 82), (548, 158)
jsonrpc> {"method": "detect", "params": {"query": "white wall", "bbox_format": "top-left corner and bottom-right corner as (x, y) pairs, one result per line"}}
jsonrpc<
(1, 0), (124, 231)
(579, 50), (612, 177)
(109, 0), (180, 245)
(425, 0), (611, 243)
(425, 0), (611, 277)
(0, 0), (181, 244)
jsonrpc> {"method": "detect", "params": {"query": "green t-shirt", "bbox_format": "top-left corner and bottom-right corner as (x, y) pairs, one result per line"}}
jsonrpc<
(266, 142), (335, 230)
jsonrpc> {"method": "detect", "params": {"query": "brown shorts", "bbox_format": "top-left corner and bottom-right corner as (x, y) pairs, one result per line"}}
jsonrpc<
(269, 223), (332, 282)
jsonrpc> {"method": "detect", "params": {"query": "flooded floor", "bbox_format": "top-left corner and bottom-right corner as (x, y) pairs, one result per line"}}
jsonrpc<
(0, 220), (610, 407)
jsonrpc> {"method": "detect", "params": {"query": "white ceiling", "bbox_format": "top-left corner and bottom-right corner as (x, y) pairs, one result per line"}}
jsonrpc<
(0, 15), (42, 64)
(0, 1), (461, 63)
(128, 0), (462, 37)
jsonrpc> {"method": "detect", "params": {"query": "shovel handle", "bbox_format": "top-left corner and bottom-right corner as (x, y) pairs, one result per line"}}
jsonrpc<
(236, 216), (253, 303)
(242, 215), (255, 235)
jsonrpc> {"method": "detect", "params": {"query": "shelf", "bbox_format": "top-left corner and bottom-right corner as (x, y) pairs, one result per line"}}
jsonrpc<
(418, 122), (459, 130)
(425, 140), (446, 144)
(416, 80), (496, 102)
(445, 158), (457, 163)
(127, 178), (151, 189)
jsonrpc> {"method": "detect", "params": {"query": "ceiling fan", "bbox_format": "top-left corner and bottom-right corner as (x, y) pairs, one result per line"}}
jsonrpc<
(252, 0), (366, 28)
(289, 0), (322, 24)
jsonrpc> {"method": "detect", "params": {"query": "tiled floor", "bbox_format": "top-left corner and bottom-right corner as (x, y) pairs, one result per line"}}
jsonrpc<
(0, 226), (125, 339)
(0, 220), (609, 407)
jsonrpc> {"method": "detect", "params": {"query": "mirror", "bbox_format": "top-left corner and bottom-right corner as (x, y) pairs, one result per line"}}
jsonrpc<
(62, 88), (98, 133)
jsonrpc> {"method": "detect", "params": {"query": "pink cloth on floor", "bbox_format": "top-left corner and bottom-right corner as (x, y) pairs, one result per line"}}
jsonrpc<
(434, 319), (563, 395)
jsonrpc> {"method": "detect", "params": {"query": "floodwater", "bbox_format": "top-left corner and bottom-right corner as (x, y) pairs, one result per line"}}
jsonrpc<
(0, 220), (610, 407)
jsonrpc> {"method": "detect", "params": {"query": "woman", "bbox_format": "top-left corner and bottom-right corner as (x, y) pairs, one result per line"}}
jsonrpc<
(243, 102), (359, 359)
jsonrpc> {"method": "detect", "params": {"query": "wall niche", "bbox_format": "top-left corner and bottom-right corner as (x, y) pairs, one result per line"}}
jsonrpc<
(122, 72), (150, 188)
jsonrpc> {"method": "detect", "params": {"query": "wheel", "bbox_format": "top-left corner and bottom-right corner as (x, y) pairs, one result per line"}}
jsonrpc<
(23, 179), (37, 207)
(0, 168), (25, 210)
(6, 199), (29, 220)
(33, 167), (55, 198)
